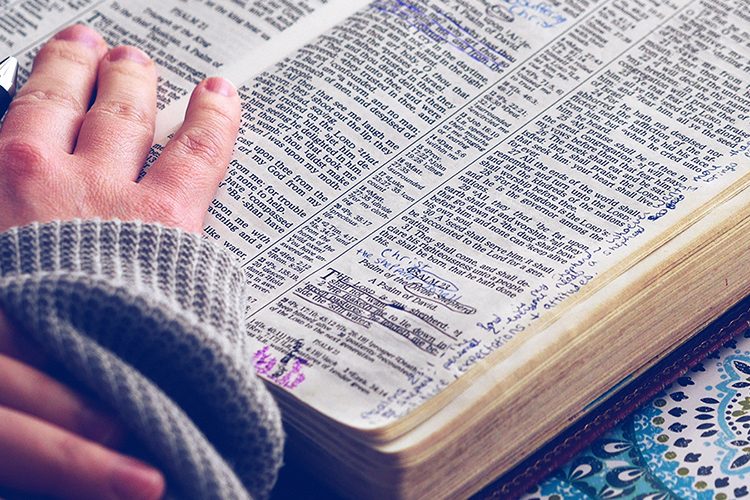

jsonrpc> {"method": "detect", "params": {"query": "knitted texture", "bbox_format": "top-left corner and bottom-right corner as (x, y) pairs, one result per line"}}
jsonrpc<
(0, 220), (284, 499)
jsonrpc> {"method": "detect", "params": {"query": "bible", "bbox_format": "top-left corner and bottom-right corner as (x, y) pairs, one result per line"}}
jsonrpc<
(3, 0), (748, 497)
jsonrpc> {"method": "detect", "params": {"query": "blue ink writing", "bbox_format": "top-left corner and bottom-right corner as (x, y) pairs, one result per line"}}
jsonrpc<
(373, 0), (515, 72)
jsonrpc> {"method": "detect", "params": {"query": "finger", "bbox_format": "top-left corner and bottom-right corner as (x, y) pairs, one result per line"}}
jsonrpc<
(139, 77), (240, 232)
(1, 25), (107, 153)
(0, 406), (164, 500)
(0, 353), (122, 445)
(75, 45), (157, 181)
(0, 310), (46, 367)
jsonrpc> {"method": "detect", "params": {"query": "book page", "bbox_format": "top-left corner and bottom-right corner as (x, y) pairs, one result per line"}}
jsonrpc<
(204, 0), (749, 428)
(0, 0), (368, 138)
(3, 0), (745, 430)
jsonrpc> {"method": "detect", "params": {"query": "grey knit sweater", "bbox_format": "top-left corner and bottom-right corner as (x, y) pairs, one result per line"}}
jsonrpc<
(0, 220), (284, 499)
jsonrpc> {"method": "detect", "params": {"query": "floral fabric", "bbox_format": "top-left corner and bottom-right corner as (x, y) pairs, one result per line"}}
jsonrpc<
(525, 330), (750, 500)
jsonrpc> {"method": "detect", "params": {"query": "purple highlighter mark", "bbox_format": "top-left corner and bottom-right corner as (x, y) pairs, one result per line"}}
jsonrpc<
(254, 345), (308, 390)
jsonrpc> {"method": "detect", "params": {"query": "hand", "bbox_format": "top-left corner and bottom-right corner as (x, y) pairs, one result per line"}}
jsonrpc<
(0, 314), (164, 499)
(0, 24), (241, 499)
(0, 24), (240, 233)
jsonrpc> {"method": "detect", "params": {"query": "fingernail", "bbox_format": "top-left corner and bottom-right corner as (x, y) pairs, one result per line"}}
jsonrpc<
(54, 25), (102, 48)
(108, 46), (151, 65)
(110, 456), (164, 500)
(205, 77), (235, 97)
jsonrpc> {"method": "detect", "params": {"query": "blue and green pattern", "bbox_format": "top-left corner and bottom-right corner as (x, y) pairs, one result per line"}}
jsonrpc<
(524, 332), (750, 499)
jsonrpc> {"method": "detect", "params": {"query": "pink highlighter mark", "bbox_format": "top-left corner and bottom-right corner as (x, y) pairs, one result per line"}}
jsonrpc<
(254, 345), (307, 390)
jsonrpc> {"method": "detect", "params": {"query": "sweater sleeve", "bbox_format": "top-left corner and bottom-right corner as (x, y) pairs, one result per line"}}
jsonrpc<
(0, 220), (284, 499)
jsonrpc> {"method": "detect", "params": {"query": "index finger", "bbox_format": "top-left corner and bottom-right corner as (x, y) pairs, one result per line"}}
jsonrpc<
(1, 25), (107, 153)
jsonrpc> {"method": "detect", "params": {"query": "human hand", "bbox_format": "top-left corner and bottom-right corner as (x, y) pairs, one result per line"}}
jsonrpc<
(0, 313), (165, 499)
(0, 24), (240, 233)
(0, 24), (241, 499)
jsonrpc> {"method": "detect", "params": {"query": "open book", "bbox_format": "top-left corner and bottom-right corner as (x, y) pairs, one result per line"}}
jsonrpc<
(4, 0), (748, 497)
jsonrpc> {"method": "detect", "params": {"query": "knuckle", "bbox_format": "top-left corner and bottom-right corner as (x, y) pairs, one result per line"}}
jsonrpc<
(200, 102), (237, 130)
(174, 126), (226, 163)
(36, 40), (93, 69)
(56, 431), (86, 469)
(91, 98), (153, 130)
(0, 139), (52, 180)
(12, 87), (84, 114)
(141, 192), (189, 228)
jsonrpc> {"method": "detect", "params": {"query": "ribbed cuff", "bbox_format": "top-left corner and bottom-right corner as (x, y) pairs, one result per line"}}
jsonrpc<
(0, 220), (284, 499)
(0, 220), (248, 338)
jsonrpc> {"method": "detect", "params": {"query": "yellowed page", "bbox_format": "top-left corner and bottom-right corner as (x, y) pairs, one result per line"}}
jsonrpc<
(203, 0), (750, 429)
